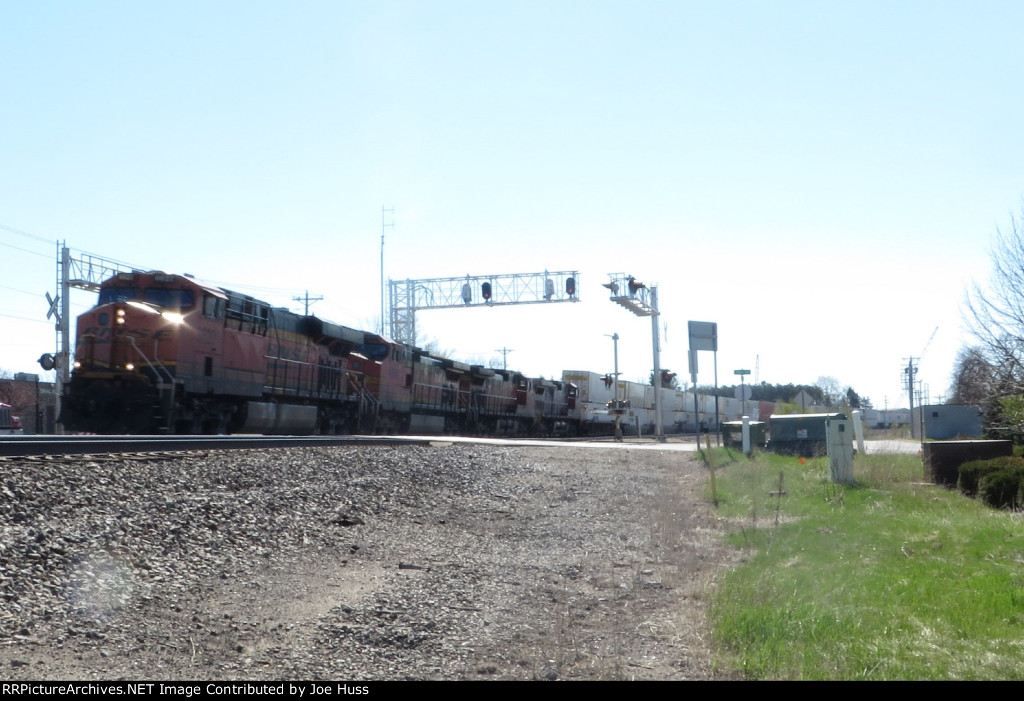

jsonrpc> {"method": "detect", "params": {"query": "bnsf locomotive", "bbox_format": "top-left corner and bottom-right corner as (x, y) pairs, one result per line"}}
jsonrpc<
(62, 270), (764, 436)
(62, 270), (579, 435)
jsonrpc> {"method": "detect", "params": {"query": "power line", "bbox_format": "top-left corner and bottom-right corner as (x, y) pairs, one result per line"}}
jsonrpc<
(0, 223), (56, 245)
(0, 312), (50, 324)
(0, 283), (42, 297)
(0, 240), (51, 260)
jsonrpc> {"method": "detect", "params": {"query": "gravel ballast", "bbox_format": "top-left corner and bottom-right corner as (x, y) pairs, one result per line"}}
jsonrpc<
(0, 442), (735, 680)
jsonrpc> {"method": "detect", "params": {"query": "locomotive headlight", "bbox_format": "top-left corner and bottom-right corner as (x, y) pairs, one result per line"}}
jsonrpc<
(161, 311), (184, 325)
(125, 363), (135, 371)
(115, 308), (126, 325)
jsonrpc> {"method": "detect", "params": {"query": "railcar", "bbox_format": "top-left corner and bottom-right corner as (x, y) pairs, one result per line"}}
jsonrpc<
(63, 271), (372, 434)
(558, 370), (772, 436)
(528, 377), (576, 435)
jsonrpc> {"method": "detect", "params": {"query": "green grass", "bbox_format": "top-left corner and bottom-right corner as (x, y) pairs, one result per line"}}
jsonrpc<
(709, 450), (1024, 680)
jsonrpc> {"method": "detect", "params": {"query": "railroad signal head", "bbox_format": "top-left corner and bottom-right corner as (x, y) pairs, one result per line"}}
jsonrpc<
(482, 282), (492, 301)
(566, 277), (576, 297)
(38, 353), (56, 371)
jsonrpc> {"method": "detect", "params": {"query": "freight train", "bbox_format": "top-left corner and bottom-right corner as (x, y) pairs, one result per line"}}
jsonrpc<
(60, 270), (766, 435)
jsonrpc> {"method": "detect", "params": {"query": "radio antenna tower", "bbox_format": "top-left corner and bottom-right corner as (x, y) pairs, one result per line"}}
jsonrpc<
(381, 206), (394, 336)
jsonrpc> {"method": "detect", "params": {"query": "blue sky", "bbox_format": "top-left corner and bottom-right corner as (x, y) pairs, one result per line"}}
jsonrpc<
(2, 0), (1022, 409)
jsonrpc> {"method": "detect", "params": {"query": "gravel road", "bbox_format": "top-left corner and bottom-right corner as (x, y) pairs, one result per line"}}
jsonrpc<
(0, 442), (736, 680)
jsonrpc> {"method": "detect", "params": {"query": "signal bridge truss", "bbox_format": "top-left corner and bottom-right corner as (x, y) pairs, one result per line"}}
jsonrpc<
(389, 270), (579, 346)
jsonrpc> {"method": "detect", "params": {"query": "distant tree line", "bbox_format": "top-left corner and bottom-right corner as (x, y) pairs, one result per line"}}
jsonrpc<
(702, 382), (824, 403)
(694, 380), (870, 411)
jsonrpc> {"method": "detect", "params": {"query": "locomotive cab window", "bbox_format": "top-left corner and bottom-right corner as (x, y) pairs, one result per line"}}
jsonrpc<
(359, 343), (389, 361)
(202, 294), (223, 319)
(144, 288), (194, 310)
(99, 287), (140, 304)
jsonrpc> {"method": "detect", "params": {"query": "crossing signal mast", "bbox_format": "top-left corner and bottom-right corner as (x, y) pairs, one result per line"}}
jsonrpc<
(42, 244), (136, 431)
(388, 270), (579, 346)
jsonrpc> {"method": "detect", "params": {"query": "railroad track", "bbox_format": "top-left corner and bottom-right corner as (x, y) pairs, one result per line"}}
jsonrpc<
(0, 434), (434, 459)
(0, 432), (670, 460)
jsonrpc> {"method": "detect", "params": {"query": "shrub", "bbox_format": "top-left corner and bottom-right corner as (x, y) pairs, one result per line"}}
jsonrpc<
(958, 456), (1024, 498)
(979, 467), (1024, 509)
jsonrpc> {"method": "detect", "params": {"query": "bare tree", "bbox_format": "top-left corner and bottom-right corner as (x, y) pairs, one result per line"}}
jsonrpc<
(963, 208), (1024, 435)
(965, 213), (1024, 358)
(815, 376), (841, 408)
(0, 369), (35, 418)
(948, 346), (996, 406)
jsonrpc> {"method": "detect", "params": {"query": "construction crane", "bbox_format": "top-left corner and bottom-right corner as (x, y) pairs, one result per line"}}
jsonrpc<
(920, 326), (939, 362)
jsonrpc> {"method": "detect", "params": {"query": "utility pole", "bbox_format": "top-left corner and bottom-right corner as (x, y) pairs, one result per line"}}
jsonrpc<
(292, 291), (323, 316)
(495, 347), (514, 370)
(904, 357), (918, 438)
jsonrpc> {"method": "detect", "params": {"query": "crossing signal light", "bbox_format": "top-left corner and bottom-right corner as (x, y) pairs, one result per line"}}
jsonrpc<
(566, 277), (576, 297)
(482, 282), (492, 300)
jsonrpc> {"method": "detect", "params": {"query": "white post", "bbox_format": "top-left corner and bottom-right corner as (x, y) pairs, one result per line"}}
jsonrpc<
(852, 409), (866, 455)
(741, 415), (751, 456)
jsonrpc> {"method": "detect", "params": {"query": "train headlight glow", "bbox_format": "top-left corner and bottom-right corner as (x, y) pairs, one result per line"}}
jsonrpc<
(125, 363), (135, 371)
(161, 311), (185, 325)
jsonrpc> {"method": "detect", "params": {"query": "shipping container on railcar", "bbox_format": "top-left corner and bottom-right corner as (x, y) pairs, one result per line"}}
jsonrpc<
(561, 370), (649, 435)
(561, 370), (613, 434)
